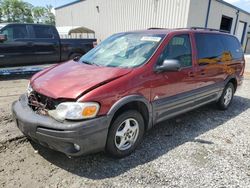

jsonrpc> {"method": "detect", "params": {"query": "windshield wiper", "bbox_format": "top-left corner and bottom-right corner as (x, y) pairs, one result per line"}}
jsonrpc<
(81, 60), (99, 66)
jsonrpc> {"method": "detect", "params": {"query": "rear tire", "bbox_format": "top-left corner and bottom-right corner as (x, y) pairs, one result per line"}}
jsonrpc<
(106, 110), (145, 158)
(217, 82), (235, 110)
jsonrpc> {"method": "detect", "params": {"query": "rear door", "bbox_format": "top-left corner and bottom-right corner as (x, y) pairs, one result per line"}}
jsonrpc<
(29, 25), (60, 64)
(0, 24), (34, 67)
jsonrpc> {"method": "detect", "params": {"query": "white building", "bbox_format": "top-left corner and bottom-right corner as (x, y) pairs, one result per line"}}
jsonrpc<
(55, 0), (250, 51)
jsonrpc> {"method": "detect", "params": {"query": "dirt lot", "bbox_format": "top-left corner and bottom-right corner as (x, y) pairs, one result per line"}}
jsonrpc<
(0, 73), (250, 188)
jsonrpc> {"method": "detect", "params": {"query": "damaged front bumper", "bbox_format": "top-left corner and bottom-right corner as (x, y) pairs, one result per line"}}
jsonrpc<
(11, 94), (111, 156)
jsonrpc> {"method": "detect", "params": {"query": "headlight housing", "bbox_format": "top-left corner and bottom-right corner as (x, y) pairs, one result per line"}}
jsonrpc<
(27, 82), (33, 95)
(48, 102), (100, 121)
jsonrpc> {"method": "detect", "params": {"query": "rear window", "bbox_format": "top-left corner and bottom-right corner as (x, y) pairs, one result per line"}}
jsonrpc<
(33, 25), (54, 39)
(195, 33), (243, 65)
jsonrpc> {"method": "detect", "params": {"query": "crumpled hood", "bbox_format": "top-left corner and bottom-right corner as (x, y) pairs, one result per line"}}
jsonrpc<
(31, 61), (132, 99)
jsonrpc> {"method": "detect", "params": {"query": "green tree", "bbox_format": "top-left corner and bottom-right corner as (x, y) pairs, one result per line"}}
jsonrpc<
(43, 5), (55, 25)
(0, 0), (55, 25)
(0, 0), (2, 22)
(32, 5), (55, 25)
(0, 10), (2, 23)
(32, 6), (45, 23)
(0, 0), (33, 23)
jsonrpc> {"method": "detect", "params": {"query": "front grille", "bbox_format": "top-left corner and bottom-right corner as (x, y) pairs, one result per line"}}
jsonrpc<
(28, 91), (59, 115)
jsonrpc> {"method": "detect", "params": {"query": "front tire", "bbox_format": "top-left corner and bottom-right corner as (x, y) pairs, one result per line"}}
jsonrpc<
(217, 82), (235, 110)
(106, 110), (145, 158)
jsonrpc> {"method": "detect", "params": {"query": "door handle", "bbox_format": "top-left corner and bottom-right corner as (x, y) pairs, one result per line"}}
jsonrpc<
(200, 69), (206, 75)
(188, 71), (195, 77)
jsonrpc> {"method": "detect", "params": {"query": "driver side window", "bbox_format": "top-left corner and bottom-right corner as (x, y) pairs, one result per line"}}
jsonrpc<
(158, 34), (192, 67)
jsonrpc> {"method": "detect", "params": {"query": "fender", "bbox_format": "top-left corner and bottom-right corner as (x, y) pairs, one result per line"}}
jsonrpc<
(107, 95), (153, 130)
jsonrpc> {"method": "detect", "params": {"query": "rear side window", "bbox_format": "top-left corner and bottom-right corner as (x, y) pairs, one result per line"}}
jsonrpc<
(195, 33), (243, 65)
(158, 34), (192, 67)
(33, 25), (54, 39)
(222, 35), (243, 60)
(195, 33), (224, 65)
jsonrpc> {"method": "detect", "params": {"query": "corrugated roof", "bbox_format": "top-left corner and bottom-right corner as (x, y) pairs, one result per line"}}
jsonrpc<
(216, 0), (250, 16)
(55, 0), (83, 10)
(55, 0), (250, 16)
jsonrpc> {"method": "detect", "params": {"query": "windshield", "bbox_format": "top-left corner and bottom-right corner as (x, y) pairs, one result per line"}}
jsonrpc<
(80, 33), (165, 68)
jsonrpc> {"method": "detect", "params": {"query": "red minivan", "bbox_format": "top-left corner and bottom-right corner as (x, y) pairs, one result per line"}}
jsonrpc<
(12, 28), (245, 158)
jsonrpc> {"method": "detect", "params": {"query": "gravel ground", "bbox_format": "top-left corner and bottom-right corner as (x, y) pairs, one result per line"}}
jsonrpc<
(0, 74), (250, 188)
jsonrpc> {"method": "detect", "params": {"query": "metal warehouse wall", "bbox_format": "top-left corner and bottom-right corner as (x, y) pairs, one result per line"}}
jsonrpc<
(55, 0), (191, 41)
(188, 0), (250, 47)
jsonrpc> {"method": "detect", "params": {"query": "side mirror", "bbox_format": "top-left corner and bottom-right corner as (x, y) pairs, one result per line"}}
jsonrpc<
(156, 59), (181, 72)
(73, 56), (80, 62)
(0, 34), (7, 42)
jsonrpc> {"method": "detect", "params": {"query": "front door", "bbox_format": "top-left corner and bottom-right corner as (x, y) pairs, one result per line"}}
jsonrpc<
(151, 33), (198, 123)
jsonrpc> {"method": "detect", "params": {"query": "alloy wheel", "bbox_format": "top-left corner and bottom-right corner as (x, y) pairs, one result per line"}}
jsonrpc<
(223, 87), (233, 106)
(114, 118), (139, 151)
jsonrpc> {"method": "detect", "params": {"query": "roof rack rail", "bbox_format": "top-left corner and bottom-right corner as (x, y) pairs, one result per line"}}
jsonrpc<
(147, 27), (229, 33)
(148, 27), (190, 30)
(175, 28), (191, 30)
(190, 27), (227, 33)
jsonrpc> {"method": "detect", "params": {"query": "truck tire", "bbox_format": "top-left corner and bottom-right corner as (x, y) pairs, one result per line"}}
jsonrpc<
(106, 110), (145, 158)
(69, 53), (83, 60)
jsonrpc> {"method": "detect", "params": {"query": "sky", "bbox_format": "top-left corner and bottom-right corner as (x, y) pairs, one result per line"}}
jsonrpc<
(224, 0), (250, 12)
(23, 0), (74, 8)
(24, 0), (250, 13)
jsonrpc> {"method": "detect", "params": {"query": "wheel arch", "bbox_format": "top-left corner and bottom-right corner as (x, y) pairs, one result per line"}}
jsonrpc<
(107, 95), (153, 130)
(225, 75), (238, 92)
(228, 78), (237, 92)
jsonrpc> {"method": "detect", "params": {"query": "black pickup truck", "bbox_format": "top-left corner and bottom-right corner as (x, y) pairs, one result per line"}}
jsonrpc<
(0, 23), (96, 68)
